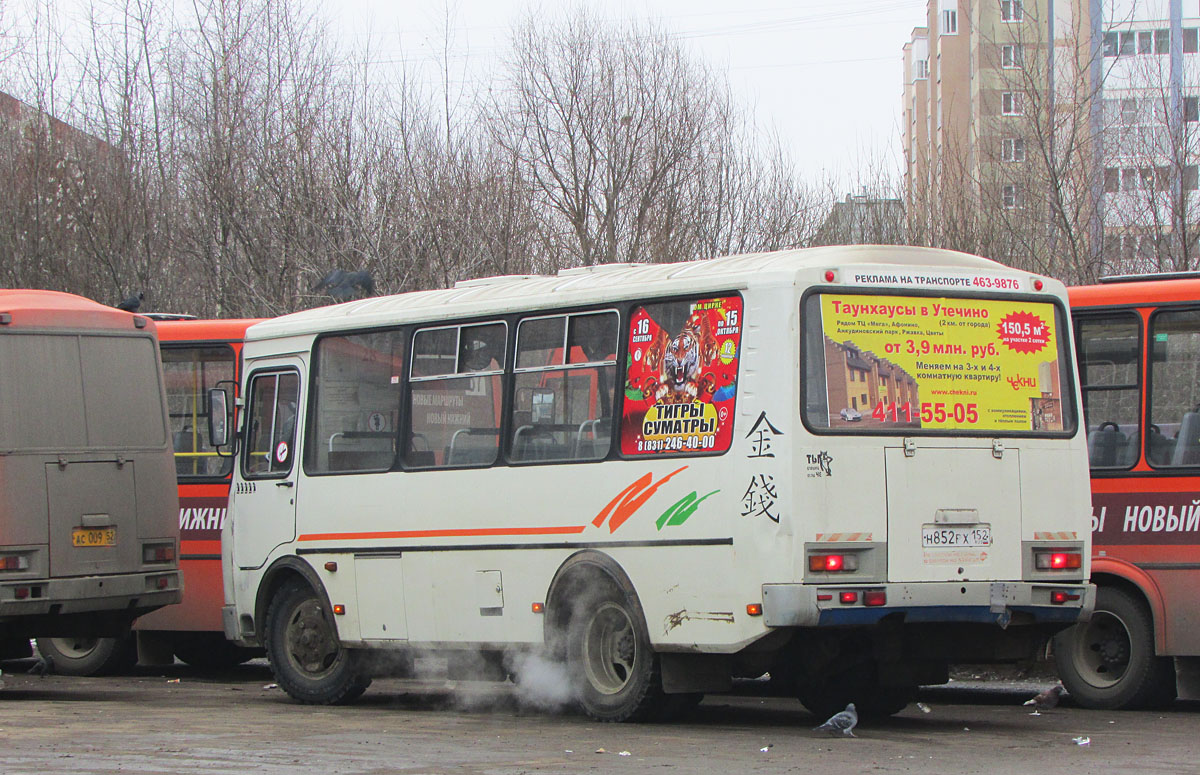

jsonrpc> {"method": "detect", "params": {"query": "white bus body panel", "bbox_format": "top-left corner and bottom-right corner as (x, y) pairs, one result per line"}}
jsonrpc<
(222, 247), (1094, 657)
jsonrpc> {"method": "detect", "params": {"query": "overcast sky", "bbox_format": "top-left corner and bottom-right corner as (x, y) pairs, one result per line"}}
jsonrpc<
(336, 0), (929, 189)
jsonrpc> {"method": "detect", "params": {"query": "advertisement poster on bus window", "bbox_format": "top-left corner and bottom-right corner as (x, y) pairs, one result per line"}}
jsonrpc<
(815, 294), (1064, 432)
(622, 296), (743, 455)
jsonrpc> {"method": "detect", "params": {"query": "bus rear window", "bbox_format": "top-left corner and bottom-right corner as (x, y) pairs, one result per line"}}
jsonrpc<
(802, 292), (1076, 435)
(0, 333), (166, 450)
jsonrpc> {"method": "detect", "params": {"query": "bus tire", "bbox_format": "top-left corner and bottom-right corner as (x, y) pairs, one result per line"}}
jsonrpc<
(1054, 586), (1177, 709)
(265, 581), (371, 705)
(36, 636), (136, 676)
(173, 632), (260, 669)
(567, 580), (662, 722)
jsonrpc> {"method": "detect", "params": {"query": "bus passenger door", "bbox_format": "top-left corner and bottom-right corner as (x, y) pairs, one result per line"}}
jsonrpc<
(232, 365), (302, 569)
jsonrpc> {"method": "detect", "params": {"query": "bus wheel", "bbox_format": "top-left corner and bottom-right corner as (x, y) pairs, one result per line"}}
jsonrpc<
(36, 636), (135, 676)
(568, 582), (661, 722)
(1054, 586), (1176, 709)
(265, 582), (371, 704)
(174, 633), (260, 669)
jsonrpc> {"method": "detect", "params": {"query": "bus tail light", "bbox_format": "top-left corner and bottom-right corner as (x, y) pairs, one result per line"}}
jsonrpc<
(1050, 590), (1081, 605)
(839, 591), (858, 604)
(1035, 551), (1081, 570)
(863, 590), (887, 607)
(0, 554), (30, 571)
(809, 553), (859, 573)
(746, 603), (763, 616)
(143, 543), (176, 563)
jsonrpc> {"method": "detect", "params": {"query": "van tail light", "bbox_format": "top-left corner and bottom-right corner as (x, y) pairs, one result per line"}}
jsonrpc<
(863, 589), (887, 607)
(839, 591), (858, 604)
(809, 553), (859, 572)
(1051, 590), (1081, 605)
(143, 543), (176, 563)
(1035, 551), (1081, 570)
(0, 554), (30, 571)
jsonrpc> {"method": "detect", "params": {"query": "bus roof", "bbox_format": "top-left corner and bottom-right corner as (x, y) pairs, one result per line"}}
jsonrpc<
(155, 318), (261, 344)
(1070, 275), (1200, 308)
(0, 289), (154, 332)
(246, 245), (1013, 342)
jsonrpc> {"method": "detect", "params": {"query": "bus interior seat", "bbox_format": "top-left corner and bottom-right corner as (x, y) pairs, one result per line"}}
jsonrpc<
(1148, 423), (1177, 465)
(1087, 422), (1128, 468)
(571, 418), (608, 460)
(446, 428), (499, 466)
(1171, 412), (1200, 466)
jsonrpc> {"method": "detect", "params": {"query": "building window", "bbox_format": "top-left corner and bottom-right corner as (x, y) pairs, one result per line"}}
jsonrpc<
(915, 59), (929, 79)
(1185, 165), (1199, 191)
(1104, 168), (1119, 193)
(1120, 31), (1136, 55)
(1121, 167), (1139, 191)
(1186, 96), (1199, 123)
(1121, 98), (1138, 125)
(1156, 29), (1170, 54)
(942, 9), (958, 35)
(1002, 44), (1023, 68)
(1001, 91), (1023, 116)
(1002, 184), (1020, 208)
(1001, 0), (1023, 22)
(1104, 32), (1118, 57)
(1139, 31), (1154, 54)
(1186, 28), (1199, 54)
(1001, 137), (1026, 162)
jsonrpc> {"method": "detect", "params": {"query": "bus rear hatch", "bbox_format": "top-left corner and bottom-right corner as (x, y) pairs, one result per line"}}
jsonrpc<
(885, 444), (1022, 583)
(46, 459), (141, 577)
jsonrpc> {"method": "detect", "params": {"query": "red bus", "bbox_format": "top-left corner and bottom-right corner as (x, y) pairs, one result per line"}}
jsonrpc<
(37, 318), (259, 673)
(1058, 275), (1200, 708)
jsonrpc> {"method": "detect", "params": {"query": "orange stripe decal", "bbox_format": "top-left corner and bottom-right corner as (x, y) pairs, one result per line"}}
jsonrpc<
(298, 525), (587, 542)
(593, 466), (689, 534)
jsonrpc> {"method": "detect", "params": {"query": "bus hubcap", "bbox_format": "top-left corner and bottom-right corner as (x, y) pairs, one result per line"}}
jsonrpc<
(286, 599), (338, 676)
(1076, 611), (1131, 687)
(583, 602), (636, 695)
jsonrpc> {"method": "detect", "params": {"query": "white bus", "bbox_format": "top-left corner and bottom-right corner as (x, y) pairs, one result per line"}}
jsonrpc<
(220, 246), (1095, 721)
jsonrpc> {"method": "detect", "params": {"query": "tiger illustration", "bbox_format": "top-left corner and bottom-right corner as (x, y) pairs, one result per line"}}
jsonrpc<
(644, 312), (720, 404)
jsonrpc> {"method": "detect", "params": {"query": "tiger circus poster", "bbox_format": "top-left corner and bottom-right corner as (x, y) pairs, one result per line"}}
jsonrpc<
(816, 294), (1065, 432)
(622, 296), (743, 455)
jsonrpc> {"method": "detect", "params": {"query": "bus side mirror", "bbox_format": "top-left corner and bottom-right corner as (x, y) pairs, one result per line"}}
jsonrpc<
(208, 388), (231, 450)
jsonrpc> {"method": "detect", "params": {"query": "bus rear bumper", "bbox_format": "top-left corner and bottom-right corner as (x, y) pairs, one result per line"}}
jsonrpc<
(0, 571), (182, 637)
(762, 580), (1096, 628)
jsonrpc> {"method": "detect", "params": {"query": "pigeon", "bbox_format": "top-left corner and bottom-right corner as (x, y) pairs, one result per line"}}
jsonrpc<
(26, 657), (51, 677)
(116, 291), (143, 312)
(1023, 682), (1065, 714)
(313, 269), (375, 302)
(813, 703), (858, 737)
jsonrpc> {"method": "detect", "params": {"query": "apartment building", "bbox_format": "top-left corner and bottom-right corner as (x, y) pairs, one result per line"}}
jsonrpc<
(903, 1), (1200, 272)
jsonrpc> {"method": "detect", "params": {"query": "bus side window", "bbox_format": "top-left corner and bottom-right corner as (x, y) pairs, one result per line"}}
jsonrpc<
(510, 311), (618, 463)
(307, 331), (405, 474)
(1148, 309), (1200, 467)
(1077, 315), (1141, 469)
(244, 371), (300, 478)
(406, 322), (506, 468)
(162, 345), (235, 478)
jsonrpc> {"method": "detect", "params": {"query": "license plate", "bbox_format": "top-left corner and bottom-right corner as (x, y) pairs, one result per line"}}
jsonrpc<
(922, 524), (991, 547)
(72, 527), (117, 547)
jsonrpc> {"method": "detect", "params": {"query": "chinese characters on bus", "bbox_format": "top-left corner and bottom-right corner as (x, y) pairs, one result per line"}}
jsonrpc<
(622, 296), (743, 455)
(814, 294), (1065, 432)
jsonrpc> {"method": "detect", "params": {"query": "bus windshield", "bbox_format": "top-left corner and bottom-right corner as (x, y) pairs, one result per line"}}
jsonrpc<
(803, 291), (1076, 434)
